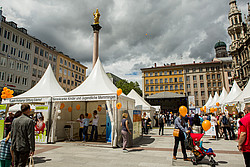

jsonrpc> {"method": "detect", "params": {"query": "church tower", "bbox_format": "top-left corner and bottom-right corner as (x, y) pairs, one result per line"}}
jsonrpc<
(227, 0), (243, 50)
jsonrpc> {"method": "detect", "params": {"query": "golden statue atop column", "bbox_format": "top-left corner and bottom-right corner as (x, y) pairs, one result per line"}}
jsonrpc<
(93, 9), (101, 25)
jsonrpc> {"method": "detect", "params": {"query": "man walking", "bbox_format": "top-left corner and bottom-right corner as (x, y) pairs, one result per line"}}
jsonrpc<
(11, 104), (35, 167)
(158, 111), (165, 135)
(89, 110), (99, 141)
(238, 105), (250, 167)
(219, 112), (231, 140)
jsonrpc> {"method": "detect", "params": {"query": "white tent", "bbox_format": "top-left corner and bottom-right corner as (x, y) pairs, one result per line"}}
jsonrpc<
(2, 64), (66, 104)
(209, 92), (219, 108)
(204, 94), (213, 108)
(52, 58), (135, 146)
(9, 104), (36, 113)
(217, 87), (228, 105)
(222, 80), (242, 105)
(234, 79), (250, 103)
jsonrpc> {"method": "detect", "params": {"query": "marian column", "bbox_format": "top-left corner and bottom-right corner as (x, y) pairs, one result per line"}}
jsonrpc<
(92, 9), (102, 68)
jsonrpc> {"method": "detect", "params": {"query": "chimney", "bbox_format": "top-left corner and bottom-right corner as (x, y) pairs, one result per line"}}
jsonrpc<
(154, 63), (156, 67)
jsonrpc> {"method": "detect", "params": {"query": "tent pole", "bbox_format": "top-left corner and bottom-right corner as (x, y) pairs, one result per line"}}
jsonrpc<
(85, 101), (88, 114)
(47, 98), (53, 143)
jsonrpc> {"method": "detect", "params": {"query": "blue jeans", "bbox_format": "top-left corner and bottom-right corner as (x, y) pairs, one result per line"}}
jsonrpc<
(89, 125), (98, 141)
(82, 126), (88, 141)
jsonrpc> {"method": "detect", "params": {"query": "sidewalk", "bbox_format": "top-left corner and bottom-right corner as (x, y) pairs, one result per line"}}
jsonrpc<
(33, 128), (245, 167)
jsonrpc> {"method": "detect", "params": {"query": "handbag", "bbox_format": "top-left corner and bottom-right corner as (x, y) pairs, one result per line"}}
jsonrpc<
(28, 155), (35, 167)
(173, 129), (180, 137)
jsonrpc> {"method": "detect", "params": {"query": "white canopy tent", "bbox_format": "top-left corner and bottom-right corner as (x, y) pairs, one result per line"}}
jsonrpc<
(8, 104), (36, 113)
(234, 79), (250, 103)
(208, 92), (219, 108)
(217, 87), (228, 105)
(52, 58), (135, 146)
(222, 80), (242, 105)
(204, 94), (213, 108)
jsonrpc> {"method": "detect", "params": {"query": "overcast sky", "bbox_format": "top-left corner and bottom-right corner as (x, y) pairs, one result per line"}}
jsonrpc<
(1, 0), (249, 87)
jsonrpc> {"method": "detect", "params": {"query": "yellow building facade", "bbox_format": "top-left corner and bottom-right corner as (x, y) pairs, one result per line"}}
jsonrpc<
(141, 64), (185, 97)
(56, 52), (87, 92)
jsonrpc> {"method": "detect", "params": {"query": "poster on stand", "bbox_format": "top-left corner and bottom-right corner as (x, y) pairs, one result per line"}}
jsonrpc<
(0, 105), (6, 140)
(205, 122), (216, 136)
(133, 110), (142, 139)
(34, 105), (48, 143)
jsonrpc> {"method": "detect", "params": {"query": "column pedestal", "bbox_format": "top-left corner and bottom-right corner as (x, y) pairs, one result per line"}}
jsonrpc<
(91, 24), (102, 68)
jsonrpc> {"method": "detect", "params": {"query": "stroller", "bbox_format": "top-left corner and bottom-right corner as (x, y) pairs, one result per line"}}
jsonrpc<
(187, 133), (217, 167)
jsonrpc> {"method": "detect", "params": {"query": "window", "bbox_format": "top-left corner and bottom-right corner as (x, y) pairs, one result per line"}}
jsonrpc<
(179, 77), (183, 82)
(186, 69), (189, 73)
(9, 60), (15, 69)
(60, 58), (63, 64)
(199, 68), (202, 72)
(150, 86), (154, 91)
(2, 43), (9, 52)
(0, 72), (5, 81)
(193, 76), (196, 80)
(59, 67), (62, 73)
(170, 85), (173, 90)
(206, 67), (209, 72)
(228, 72), (232, 77)
(187, 84), (190, 88)
(213, 82), (216, 87)
(0, 57), (7, 67)
(150, 79), (153, 84)
(82, 69), (84, 74)
(207, 83), (211, 87)
(25, 53), (30, 61)
(7, 74), (13, 83)
(175, 85), (178, 90)
(16, 62), (22, 71)
(68, 71), (71, 77)
(64, 60), (67, 66)
(180, 84), (183, 90)
(72, 64), (75, 69)
(49, 54), (53, 61)
(39, 59), (43, 67)
(211, 67), (214, 71)
(200, 75), (203, 80)
(59, 77), (62, 82)
(76, 66), (78, 71)
(187, 92), (191, 96)
(71, 81), (74, 85)
(33, 57), (38, 65)
(179, 70), (182, 74)
(72, 72), (74, 77)
(202, 100), (205, 106)
(164, 71), (167, 75)
(78, 75), (81, 80)
(174, 78), (178, 82)
(207, 75), (210, 80)
(53, 55), (56, 62)
(201, 91), (205, 96)
(146, 87), (149, 92)
(40, 49), (44, 56)
(194, 83), (197, 88)
(22, 78), (28, 86)
(75, 74), (78, 79)
(38, 70), (42, 78)
(64, 69), (67, 75)
(23, 65), (29, 73)
(193, 68), (196, 72)
(35, 46), (39, 54)
(160, 79), (163, 83)
(155, 86), (159, 91)
(217, 74), (221, 79)
(145, 72), (148, 77)
(155, 72), (158, 76)
(169, 78), (173, 83)
(44, 51), (48, 58)
(63, 78), (66, 84)
(67, 79), (70, 85)
(79, 67), (81, 72)
(159, 71), (163, 76)
(82, 76), (84, 81)
(68, 62), (71, 68)
(155, 79), (158, 84)
(169, 71), (172, 75)
(200, 83), (204, 88)
(160, 86), (163, 91)
(32, 69), (37, 77)
(165, 78), (168, 83)
(186, 76), (190, 81)
(212, 74), (215, 79)
(165, 86), (168, 90)
(174, 70), (177, 74)
(195, 91), (198, 96)
(44, 61), (48, 68)
(195, 100), (199, 106)
(218, 82), (222, 87)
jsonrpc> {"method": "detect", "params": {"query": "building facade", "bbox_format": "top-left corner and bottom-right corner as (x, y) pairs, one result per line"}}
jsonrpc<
(55, 52), (87, 92)
(0, 13), (88, 95)
(228, 0), (250, 89)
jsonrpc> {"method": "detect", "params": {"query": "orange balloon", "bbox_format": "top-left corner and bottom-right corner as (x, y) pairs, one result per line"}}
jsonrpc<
(3, 87), (7, 91)
(216, 102), (219, 107)
(88, 113), (92, 119)
(179, 106), (187, 117)
(1, 91), (6, 95)
(60, 103), (65, 109)
(76, 104), (81, 110)
(1, 95), (7, 99)
(202, 120), (211, 131)
(200, 107), (204, 111)
(214, 108), (217, 112)
(97, 105), (102, 112)
(6, 89), (11, 95)
(68, 106), (72, 112)
(117, 88), (122, 96)
(210, 108), (215, 113)
(10, 90), (14, 95)
(116, 103), (122, 109)
(204, 106), (206, 110)
(6, 94), (12, 98)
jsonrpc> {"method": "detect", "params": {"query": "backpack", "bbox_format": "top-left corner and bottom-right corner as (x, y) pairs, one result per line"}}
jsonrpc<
(159, 115), (164, 124)
(222, 116), (228, 126)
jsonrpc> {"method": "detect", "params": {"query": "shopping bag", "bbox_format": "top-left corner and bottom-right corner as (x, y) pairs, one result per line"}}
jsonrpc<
(28, 156), (35, 167)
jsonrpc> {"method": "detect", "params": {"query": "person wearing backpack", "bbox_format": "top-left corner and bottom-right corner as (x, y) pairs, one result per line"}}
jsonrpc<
(158, 111), (165, 135)
(219, 112), (231, 140)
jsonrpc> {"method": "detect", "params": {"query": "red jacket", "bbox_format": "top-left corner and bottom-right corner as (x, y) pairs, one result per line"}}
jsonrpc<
(239, 113), (250, 152)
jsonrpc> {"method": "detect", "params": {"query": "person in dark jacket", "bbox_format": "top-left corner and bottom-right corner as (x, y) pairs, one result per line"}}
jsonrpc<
(11, 104), (35, 167)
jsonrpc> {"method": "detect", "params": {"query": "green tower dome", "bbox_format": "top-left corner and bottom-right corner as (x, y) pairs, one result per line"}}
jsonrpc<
(214, 41), (226, 49)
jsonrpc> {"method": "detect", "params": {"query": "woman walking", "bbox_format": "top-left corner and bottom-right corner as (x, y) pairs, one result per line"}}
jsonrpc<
(121, 113), (131, 153)
(77, 114), (84, 141)
(173, 114), (191, 161)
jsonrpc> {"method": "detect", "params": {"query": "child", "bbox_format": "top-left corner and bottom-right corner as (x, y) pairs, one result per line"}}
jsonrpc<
(0, 132), (12, 167)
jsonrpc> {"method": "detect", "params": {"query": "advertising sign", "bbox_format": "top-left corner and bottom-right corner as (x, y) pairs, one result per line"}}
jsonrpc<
(188, 96), (195, 109)
(205, 122), (216, 136)
(34, 105), (48, 143)
(0, 120), (4, 140)
(133, 110), (142, 139)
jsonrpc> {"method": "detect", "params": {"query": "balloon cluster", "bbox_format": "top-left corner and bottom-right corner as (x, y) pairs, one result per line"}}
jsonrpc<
(1, 87), (14, 99)
(116, 88), (122, 109)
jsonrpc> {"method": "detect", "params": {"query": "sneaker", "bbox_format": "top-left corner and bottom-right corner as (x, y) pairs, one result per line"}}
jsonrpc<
(173, 156), (177, 160)
(184, 158), (191, 161)
(123, 149), (129, 153)
(82, 141), (86, 143)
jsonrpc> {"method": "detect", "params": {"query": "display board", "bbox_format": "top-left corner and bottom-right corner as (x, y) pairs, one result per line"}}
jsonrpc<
(205, 122), (216, 136)
(133, 110), (142, 139)
(0, 120), (4, 140)
(34, 105), (48, 143)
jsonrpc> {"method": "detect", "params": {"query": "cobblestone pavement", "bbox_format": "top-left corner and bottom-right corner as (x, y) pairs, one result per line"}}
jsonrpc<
(33, 127), (245, 167)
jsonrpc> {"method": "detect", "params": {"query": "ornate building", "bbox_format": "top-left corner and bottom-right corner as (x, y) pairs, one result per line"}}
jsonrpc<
(228, 0), (250, 89)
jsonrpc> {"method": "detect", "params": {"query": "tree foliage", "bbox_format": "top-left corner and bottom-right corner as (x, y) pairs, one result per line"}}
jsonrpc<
(115, 79), (142, 96)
